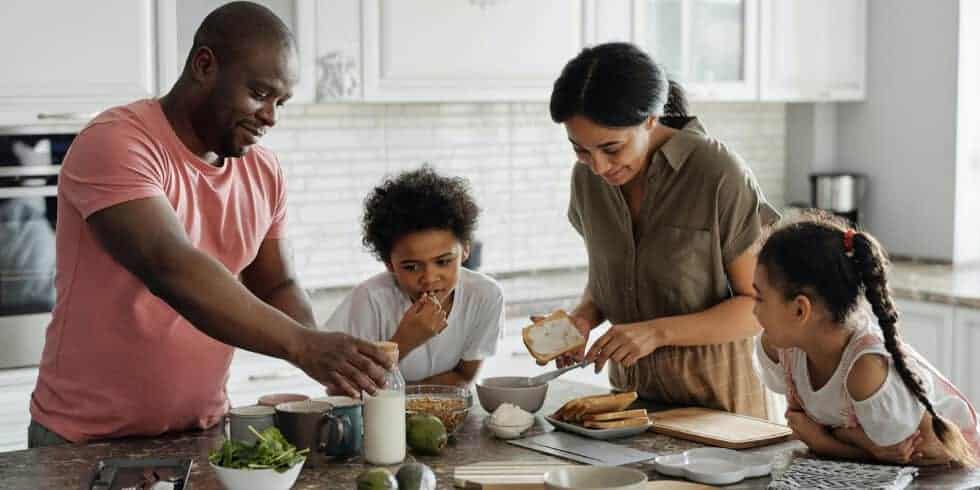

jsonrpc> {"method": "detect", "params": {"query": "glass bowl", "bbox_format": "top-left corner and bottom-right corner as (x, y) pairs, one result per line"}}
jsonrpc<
(405, 384), (473, 435)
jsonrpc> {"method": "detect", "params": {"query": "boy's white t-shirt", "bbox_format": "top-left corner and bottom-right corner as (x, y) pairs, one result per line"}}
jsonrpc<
(322, 268), (504, 382)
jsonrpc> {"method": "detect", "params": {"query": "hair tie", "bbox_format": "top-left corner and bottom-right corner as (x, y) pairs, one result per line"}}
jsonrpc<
(843, 229), (856, 254)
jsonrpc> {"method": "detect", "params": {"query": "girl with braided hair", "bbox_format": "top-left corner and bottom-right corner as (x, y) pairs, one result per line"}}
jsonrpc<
(752, 212), (978, 467)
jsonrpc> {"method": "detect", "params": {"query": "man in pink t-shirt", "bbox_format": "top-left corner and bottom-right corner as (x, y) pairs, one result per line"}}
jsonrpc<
(28, 2), (390, 446)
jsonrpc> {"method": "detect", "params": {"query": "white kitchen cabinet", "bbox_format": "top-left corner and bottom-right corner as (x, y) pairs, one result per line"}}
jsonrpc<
(897, 299), (956, 379)
(0, 0), (158, 127)
(759, 0), (867, 101)
(632, 0), (760, 101)
(953, 307), (980, 405)
(353, 0), (588, 102)
(157, 0), (316, 103)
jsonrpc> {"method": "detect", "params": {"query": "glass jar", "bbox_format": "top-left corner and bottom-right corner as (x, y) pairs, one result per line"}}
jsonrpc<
(362, 341), (406, 465)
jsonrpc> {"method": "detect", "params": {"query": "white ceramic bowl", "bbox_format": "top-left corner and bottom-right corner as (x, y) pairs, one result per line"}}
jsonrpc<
(476, 377), (548, 413)
(210, 458), (305, 490)
(543, 467), (648, 490)
(486, 418), (534, 439)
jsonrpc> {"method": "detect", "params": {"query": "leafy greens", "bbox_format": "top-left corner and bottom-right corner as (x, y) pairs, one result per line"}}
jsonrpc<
(208, 426), (308, 473)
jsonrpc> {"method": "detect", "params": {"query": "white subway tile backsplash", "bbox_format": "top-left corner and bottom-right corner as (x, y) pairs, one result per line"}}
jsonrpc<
(270, 102), (785, 288)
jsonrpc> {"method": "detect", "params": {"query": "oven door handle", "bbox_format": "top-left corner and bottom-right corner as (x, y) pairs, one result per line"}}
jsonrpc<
(0, 186), (58, 198)
(36, 112), (96, 121)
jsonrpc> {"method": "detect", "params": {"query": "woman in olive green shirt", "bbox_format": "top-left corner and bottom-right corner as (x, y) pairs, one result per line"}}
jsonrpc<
(549, 42), (778, 417)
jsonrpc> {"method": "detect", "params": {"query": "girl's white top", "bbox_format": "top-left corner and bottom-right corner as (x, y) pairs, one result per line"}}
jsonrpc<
(323, 268), (504, 382)
(754, 310), (979, 451)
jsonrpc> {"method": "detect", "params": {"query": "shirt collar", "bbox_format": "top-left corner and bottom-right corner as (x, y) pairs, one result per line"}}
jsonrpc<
(647, 116), (706, 177)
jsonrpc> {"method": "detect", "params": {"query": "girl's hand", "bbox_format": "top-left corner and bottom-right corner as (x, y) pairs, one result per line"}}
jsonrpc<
(529, 313), (593, 368)
(585, 321), (666, 372)
(786, 409), (831, 450)
(394, 293), (447, 350)
(867, 431), (922, 464)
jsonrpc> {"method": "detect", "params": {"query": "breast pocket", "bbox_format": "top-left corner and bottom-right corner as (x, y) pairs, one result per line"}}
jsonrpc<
(643, 225), (716, 313)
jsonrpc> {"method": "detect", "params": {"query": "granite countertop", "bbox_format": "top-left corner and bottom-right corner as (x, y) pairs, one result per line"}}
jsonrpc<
(888, 260), (980, 308)
(1, 380), (976, 489)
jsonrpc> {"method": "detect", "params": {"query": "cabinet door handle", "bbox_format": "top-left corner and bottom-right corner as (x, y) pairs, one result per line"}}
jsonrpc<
(36, 112), (96, 121)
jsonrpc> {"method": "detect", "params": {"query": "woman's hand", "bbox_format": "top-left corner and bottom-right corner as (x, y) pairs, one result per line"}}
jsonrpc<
(392, 293), (447, 353)
(585, 321), (666, 372)
(529, 313), (593, 368)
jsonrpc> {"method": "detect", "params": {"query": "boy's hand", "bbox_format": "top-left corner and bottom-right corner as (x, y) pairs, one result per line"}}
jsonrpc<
(393, 293), (448, 352)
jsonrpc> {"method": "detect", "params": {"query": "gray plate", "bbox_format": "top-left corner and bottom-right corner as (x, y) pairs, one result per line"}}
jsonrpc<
(545, 415), (652, 440)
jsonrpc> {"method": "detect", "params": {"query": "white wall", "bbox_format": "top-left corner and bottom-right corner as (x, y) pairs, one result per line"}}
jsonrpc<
(264, 102), (787, 289)
(955, 0), (980, 263)
(835, 0), (960, 260)
(785, 103), (838, 206)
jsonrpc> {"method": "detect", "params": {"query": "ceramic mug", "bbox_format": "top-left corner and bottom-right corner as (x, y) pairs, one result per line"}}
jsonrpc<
(275, 399), (360, 459)
(227, 405), (276, 444)
(313, 396), (364, 458)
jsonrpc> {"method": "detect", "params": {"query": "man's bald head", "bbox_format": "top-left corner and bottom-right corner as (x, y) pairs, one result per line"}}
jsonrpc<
(186, 1), (295, 71)
(168, 1), (298, 160)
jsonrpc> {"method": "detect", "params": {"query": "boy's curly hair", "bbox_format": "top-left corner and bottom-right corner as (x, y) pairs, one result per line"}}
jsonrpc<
(362, 165), (480, 263)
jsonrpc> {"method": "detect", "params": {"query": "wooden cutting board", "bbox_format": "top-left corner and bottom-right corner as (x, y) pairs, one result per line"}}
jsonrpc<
(649, 407), (792, 449)
(453, 461), (575, 489)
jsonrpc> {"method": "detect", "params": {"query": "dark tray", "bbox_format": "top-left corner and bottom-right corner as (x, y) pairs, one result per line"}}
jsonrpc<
(87, 457), (193, 490)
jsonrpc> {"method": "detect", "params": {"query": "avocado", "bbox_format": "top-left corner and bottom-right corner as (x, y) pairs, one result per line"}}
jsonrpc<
(406, 413), (448, 456)
(395, 462), (436, 490)
(356, 468), (398, 490)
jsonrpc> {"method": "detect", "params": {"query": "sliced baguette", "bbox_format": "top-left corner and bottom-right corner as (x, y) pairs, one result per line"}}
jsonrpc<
(554, 392), (638, 422)
(583, 417), (651, 430)
(553, 394), (609, 421)
(582, 408), (648, 422)
(522, 310), (586, 364)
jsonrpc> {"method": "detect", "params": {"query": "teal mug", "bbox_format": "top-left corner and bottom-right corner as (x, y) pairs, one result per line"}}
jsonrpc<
(315, 396), (363, 459)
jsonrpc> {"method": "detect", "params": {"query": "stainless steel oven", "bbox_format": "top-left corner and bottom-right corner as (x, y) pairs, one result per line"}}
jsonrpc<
(0, 133), (74, 368)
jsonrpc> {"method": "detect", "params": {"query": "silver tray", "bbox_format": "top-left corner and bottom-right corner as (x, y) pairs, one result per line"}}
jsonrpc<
(545, 415), (651, 440)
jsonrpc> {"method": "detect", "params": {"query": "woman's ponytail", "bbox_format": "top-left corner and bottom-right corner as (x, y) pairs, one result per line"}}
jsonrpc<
(663, 79), (689, 117)
(852, 231), (977, 467)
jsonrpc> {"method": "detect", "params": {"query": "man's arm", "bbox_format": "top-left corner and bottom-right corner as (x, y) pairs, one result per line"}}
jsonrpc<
(414, 360), (482, 387)
(87, 196), (389, 396)
(241, 238), (315, 329)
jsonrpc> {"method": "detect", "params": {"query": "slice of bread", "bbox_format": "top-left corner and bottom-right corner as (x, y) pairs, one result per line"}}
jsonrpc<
(522, 310), (586, 364)
(553, 392), (638, 422)
(583, 417), (650, 430)
(582, 408), (648, 422)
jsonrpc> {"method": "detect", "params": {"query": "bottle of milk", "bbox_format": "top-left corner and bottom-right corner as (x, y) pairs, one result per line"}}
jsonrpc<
(363, 341), (406, 465)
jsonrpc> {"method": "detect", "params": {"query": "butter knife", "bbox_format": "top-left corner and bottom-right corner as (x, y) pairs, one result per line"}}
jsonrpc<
(526, 360), (593, 386)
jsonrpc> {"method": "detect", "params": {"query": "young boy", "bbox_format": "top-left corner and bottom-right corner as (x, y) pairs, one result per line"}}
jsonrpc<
(322, 166), (504, 386)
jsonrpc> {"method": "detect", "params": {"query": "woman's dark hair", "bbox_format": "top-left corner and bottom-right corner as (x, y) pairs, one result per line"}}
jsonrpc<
(362, 165), (480, 263)
(759, 211), (977, 467)
(549, 42), (688, 127)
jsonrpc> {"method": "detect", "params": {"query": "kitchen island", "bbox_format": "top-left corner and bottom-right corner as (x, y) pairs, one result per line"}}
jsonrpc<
(1, 380), (976, 489)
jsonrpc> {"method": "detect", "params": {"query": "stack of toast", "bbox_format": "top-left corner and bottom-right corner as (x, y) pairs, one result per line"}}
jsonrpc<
(551, 392), (649, 429)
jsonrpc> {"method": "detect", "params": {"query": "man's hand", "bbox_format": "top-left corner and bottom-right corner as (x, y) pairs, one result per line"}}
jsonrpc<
(392, 293), (448, 354)
(529, 313), (593, 368)
(294, 330), (391, 398)
(585, 321), (666, 372)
